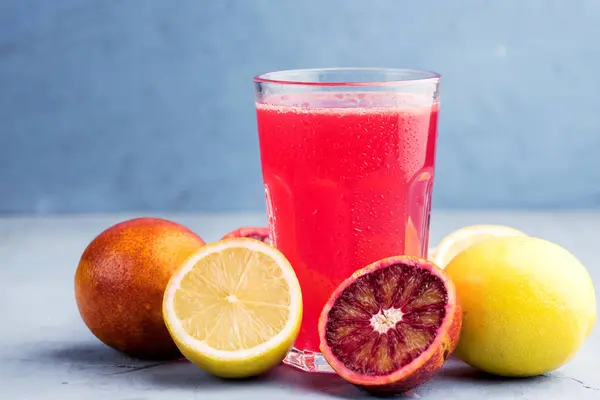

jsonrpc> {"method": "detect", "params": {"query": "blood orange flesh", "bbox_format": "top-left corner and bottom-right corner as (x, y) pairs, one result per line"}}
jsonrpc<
(222, 227), (271, 244)
(319, 256), (461, 393)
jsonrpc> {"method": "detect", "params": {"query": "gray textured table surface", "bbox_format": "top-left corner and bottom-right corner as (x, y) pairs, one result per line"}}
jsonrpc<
(1, 212), (599, 399)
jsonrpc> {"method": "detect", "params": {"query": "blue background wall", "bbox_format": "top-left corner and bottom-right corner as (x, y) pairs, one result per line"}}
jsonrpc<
(1, 0), (600, 213)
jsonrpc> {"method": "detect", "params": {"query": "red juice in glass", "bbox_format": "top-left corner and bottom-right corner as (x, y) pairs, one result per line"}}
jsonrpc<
(254, 69), (440, 372)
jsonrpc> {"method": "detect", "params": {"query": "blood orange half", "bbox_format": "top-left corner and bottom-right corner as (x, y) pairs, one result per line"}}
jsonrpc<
(222, 227), (271, 244)
(318, 256), (461, 393)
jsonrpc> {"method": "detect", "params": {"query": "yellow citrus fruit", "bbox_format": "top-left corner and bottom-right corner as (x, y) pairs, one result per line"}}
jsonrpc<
(431, 225), (526, 268)
(163, 238), (302, 378)
(445, 236), (597, 377)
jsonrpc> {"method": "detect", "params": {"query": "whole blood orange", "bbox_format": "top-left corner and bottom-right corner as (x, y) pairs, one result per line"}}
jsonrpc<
(222, 227), (270, 244)
(75, 218), (205, 359)
(319, 256), (461, 394)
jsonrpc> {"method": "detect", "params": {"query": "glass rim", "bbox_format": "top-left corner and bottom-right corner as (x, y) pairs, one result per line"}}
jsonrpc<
(254, 67), (440, 87)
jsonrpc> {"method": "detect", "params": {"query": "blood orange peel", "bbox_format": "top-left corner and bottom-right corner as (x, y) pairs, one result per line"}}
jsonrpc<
(222, 227), (271, 244)
(318, 256), (461, 393)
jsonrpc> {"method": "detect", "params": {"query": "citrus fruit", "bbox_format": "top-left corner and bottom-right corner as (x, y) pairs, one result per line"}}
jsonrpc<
(319, 256), (461, 394)
(75, 217), (205, 359)
(445, 236), (597, 377)
(162, 238), (302, 378)
(222, 226), (270, 244)
(431, 224), (526, 268)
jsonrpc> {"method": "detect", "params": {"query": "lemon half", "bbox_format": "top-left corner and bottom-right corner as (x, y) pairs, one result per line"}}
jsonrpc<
(163, 238), (302, 378)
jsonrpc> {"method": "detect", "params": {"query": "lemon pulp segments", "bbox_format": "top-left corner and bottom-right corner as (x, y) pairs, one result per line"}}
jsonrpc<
(173, 246), (292, 351)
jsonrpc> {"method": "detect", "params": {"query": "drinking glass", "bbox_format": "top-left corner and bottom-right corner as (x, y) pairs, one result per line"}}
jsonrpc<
(254, 68), (441, 372)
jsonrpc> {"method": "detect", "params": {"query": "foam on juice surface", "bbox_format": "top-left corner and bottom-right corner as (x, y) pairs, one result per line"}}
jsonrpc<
(257, 92), (437, 115)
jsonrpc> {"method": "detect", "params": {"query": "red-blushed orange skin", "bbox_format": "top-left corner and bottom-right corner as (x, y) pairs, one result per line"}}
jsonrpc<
(74, 217), (205, 360)
(222, 227), (270, 241)
(318, 255), (462, 394)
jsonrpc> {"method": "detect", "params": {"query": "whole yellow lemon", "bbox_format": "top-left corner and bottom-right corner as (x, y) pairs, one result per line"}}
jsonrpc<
(445, 235), (597, 377)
